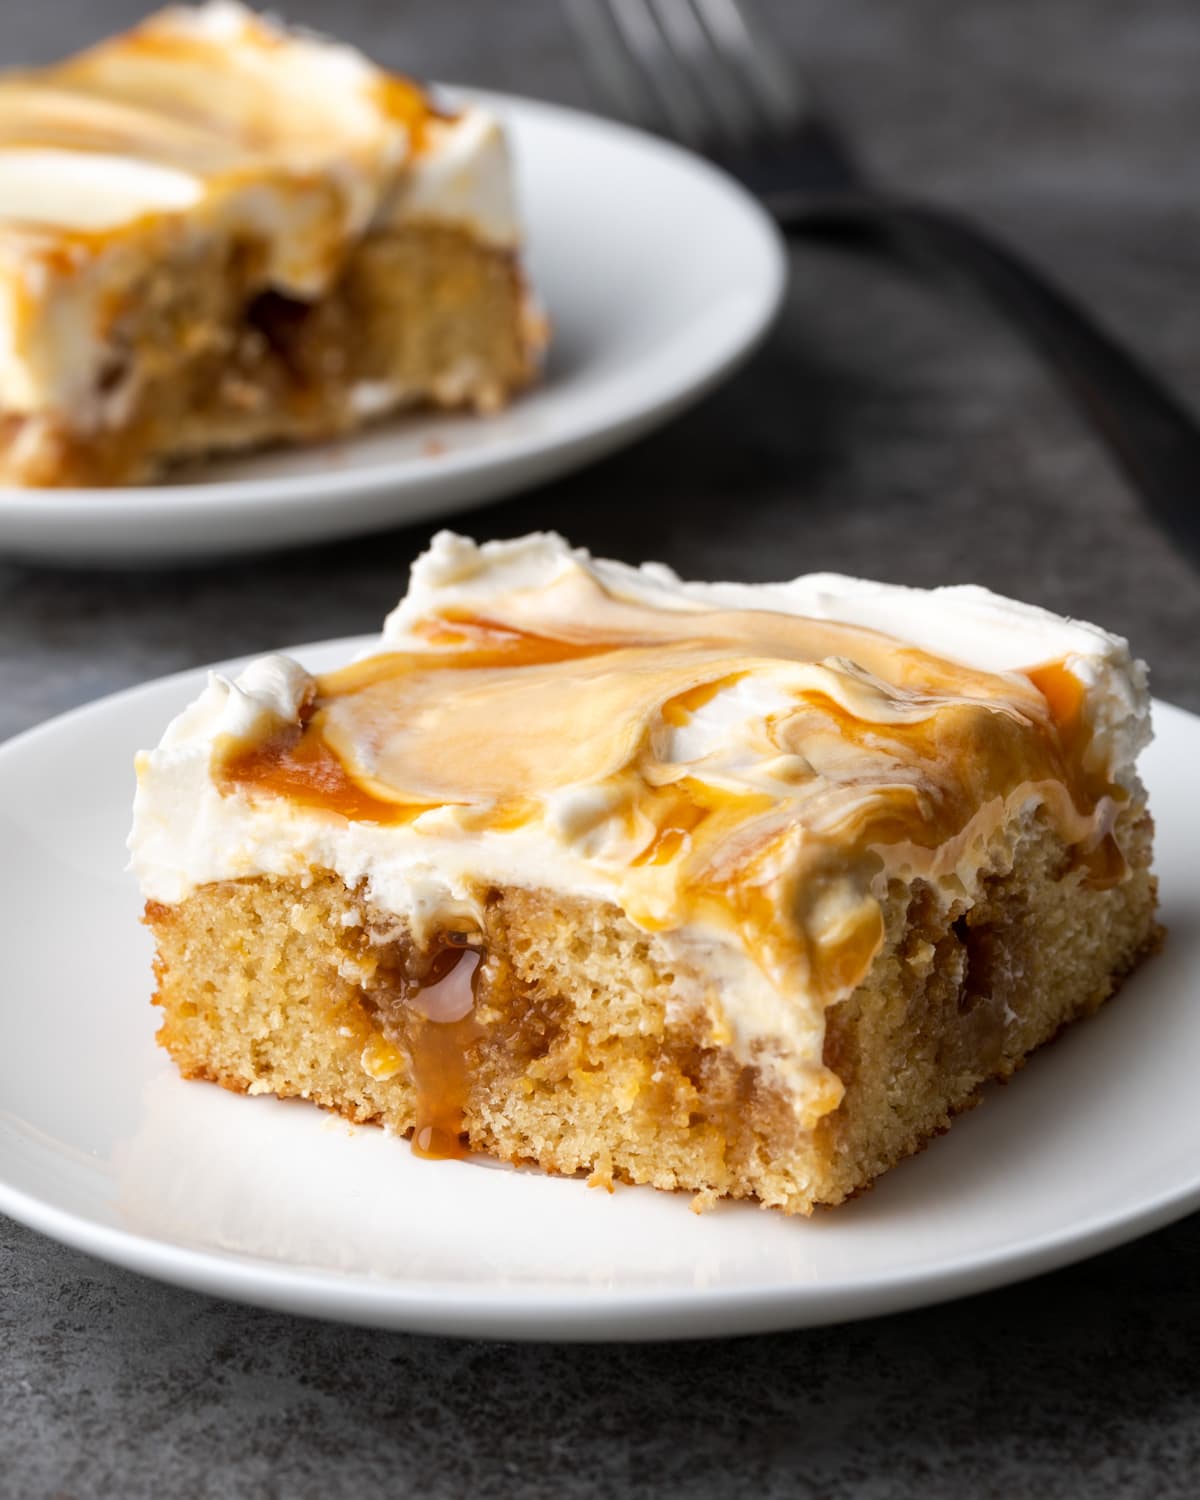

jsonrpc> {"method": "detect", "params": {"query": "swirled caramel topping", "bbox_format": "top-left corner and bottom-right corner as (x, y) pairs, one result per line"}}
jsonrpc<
(217, 570), (1128, 1030)
(0, 4), (434, 204)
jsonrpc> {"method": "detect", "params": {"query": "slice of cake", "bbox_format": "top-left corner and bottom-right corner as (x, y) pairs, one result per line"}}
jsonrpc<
(0, 3), (544, 486)
(130, 533), (1159, 1213)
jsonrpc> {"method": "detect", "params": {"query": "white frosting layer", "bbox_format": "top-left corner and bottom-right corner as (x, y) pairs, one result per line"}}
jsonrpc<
(0, 149), (202, 229)
(384, 110), (520, 246)
(130, 532), (1153, 1119)
(0, 2), (521, 415)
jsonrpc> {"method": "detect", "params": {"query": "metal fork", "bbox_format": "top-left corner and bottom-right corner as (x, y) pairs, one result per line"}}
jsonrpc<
(567, 0), (1200, 567)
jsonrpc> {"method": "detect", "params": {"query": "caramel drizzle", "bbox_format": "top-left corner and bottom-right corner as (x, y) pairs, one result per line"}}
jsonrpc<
(16, 12), (439, 161)
(218, 719), (425, 824)
(364, 934), (485, 1160)
(217, 607), (1129, 1030)
(216, 622), (627, 822)
(400, 943), (484, 1160)
(0, 12), (444, 246)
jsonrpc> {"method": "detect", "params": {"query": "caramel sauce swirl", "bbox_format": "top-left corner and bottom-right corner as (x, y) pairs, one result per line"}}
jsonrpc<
(216, 592), (1129, 1037)
(0, 10), (439, 180)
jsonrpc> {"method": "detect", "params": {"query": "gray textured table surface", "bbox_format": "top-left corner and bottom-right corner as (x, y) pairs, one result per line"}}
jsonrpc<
(4, 3), (1200, 1496)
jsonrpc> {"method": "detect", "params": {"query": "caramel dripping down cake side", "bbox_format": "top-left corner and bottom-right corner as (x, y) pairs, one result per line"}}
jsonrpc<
(0, 3), (545, 486)
(130, 532), (1160, 1213)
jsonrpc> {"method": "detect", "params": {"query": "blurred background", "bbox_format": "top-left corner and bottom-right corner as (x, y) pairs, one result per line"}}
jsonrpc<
(3, 1), (1198, 726)
(4, 1), (1198, 728)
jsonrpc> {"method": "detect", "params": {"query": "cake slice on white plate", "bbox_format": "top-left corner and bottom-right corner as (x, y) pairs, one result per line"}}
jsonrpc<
(0, 4), (544, 486)
(130, 532), (1159, 1212)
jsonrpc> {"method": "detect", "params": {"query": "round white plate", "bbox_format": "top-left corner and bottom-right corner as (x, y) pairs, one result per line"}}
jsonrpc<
(1, 641), (1197, 1342)
(0, 92), (785, 566)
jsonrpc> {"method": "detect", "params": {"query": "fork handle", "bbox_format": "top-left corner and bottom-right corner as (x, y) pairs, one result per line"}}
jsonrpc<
(781, 196), (1200, 565)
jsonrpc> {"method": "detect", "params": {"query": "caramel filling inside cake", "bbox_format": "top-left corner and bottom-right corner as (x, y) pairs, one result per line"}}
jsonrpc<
(1, 223), (536, 486)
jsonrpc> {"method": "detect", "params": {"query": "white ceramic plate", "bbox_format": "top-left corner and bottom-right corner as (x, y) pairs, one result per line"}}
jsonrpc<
(1, 641), (1197, 1342)
(0, 91), (785, 566)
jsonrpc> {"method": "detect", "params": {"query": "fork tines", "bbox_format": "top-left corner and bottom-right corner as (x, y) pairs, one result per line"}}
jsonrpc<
(565, 0), (804, 154)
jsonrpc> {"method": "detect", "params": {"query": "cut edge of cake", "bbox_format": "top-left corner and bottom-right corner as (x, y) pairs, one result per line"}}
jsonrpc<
(130, 532), (1161, 1214)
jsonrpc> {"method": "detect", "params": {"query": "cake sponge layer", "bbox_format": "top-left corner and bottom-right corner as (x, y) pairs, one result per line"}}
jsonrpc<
(145, 807), (1157, 1214)
(3, 224), (537, 486)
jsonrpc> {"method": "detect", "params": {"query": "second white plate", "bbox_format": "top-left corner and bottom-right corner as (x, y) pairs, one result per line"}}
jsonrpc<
(0, 643), (1198, 1341)
(0, 92), (786, 565)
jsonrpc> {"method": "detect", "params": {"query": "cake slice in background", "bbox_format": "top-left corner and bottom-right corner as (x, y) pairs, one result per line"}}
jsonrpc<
(0, 3), (544, 486)
(130, 533), (1159, 1213)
